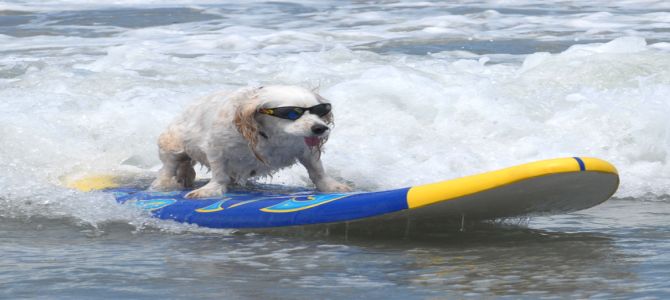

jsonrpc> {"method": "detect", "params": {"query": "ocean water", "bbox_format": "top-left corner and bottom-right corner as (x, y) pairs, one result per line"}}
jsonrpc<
(1, 0), (670, 298)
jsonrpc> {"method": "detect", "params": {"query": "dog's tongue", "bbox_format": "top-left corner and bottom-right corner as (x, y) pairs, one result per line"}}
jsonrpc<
(304, 136), (320, 147)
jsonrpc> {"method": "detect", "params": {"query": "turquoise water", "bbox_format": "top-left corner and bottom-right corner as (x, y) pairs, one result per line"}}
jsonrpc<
(1, 1), (670, 298)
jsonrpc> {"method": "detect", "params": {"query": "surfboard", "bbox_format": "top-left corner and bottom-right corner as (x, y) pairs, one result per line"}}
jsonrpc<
(68, 157), (619, 229)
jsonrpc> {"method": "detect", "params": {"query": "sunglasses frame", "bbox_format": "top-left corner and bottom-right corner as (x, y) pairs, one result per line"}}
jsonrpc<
(258, 103), (332, 120)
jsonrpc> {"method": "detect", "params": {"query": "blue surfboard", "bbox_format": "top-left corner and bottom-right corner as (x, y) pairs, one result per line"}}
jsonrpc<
(69, 157), (619, 229)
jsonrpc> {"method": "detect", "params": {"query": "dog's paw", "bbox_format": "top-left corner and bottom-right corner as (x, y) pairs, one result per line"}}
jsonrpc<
(316, 178), (352, 193)
(150, 177), (182, 191)
(185, 186), (224, 199)
(329, 182), (353, 193)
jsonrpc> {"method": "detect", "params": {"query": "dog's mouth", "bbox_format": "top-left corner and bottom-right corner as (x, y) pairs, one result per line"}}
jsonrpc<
(304, 136), (321, 147)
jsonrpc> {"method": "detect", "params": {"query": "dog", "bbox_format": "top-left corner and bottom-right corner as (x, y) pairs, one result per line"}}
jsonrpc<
(150, 85), (351, 198)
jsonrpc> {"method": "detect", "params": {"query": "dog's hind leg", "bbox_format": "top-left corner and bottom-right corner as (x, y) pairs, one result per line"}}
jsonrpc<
(150, 130), (189, 191)
(150, 150), (186, 191)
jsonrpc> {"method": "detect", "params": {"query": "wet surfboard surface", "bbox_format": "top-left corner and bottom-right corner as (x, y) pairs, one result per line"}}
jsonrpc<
(68, 157), (619, 229)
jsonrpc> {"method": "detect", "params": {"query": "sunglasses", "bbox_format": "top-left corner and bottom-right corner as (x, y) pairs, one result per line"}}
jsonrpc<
(258, 103), (332, 120)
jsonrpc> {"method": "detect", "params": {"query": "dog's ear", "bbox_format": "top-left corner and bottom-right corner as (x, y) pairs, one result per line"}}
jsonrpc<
(234, 91), (266, 164)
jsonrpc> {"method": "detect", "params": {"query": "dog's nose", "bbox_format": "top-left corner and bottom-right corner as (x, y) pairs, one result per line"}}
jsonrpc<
(311, 124), (329, 135)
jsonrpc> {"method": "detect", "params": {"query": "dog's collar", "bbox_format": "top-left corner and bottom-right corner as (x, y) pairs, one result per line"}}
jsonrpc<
(259, 131), (269, 139)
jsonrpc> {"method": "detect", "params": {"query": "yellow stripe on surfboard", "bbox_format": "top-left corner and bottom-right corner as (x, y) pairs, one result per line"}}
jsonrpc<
(406, 157), (618, 209)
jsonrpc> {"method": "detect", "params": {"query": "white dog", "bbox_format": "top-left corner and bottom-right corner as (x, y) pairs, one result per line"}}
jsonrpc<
(150, 85), (351, 198)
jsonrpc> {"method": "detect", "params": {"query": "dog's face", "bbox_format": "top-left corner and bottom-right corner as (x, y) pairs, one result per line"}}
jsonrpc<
(255, 86), (333, 146)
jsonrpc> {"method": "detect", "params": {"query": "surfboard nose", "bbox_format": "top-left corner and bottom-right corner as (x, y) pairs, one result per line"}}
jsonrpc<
(406, 157), (619, 210)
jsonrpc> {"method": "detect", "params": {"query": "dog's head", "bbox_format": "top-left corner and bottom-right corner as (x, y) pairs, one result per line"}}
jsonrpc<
(234, 85), (334, 162)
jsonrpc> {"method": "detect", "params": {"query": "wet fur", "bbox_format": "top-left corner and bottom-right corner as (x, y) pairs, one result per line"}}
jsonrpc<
(150, 85), (350, 198)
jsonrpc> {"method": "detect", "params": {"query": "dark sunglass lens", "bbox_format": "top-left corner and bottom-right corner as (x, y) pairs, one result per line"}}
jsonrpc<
(287, 110), (301, 120)
(311, 103), (331, 116)
(272, 107), (304, 120)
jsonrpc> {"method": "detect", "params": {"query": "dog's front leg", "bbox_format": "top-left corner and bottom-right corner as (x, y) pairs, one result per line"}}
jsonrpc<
(299, 151), (351, 193)
(185, 158), (229, 199)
